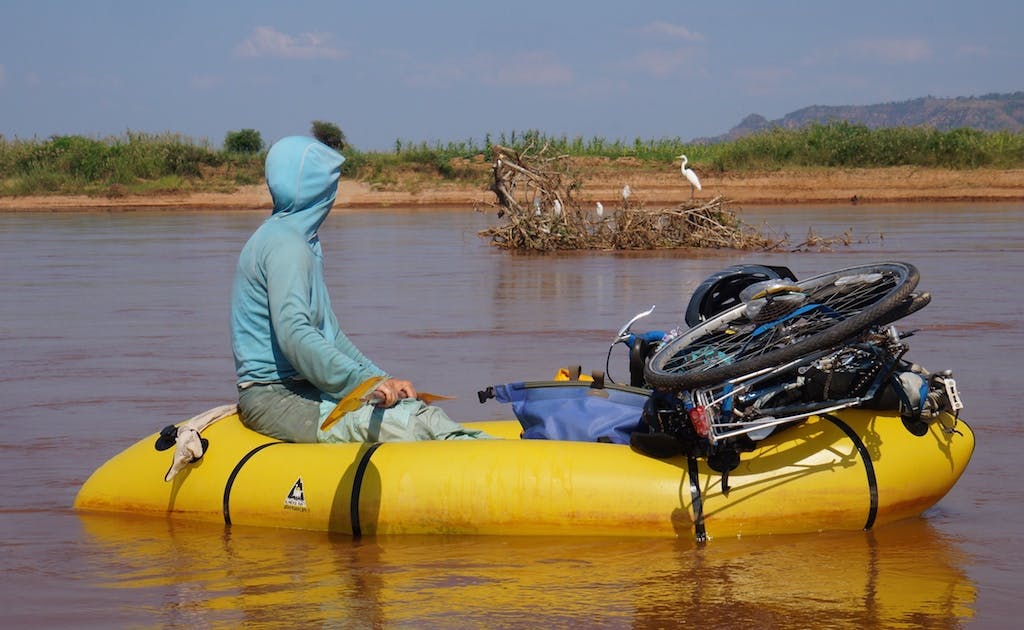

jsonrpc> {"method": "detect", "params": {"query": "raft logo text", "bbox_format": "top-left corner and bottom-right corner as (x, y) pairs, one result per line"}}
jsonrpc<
(284, 476), (309, 512)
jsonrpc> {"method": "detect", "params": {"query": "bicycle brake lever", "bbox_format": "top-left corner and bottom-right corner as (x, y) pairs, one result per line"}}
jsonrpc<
(614, 305), (656, 343)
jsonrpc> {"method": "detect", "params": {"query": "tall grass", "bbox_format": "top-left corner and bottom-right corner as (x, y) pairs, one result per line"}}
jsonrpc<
(0, 132), (263, 195)
(3, 123), (1023, 196)
(701, 123), (1024, 171)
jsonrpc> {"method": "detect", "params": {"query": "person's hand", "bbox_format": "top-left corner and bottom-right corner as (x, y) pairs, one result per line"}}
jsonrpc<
(370, 378), (417, 408)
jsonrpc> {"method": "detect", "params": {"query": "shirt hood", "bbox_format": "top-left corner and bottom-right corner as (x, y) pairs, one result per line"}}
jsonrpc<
(265, 136), (345, 240)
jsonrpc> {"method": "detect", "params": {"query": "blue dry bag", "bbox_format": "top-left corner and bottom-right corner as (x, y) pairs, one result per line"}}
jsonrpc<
(492, 381), (651, 444)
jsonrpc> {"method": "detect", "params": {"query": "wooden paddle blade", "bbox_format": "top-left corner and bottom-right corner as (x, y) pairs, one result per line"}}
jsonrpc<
(320, 376), (387, 431)
(418, 392), (455, 405)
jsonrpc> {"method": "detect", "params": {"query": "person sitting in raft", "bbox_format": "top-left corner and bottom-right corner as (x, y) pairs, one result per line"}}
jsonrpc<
(230, 136), (492, 443)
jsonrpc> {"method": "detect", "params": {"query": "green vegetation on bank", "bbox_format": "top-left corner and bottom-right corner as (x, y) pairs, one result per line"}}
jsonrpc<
(2, 122), (1023, 197)
(0, 132), (264, 196)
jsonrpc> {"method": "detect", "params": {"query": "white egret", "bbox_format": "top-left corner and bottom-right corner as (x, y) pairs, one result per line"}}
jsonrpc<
(553, 199), (562, 217)
(678, 154), (702, 198)
(622, 184), (631, 201)
(596, 201), (604, 217)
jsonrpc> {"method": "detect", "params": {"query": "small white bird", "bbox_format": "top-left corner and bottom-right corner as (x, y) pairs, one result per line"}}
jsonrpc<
(678, 154), (702, 198)
(621, 185), (631, 201)
(596, 201), (604, 217)
(553, 199), (562, 217)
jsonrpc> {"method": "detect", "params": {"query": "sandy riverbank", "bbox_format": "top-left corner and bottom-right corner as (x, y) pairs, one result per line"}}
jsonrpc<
(1, 166), (1022, 212)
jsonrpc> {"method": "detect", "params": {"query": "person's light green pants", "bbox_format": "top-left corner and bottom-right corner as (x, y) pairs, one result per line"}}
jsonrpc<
(238, 380), (494, 443)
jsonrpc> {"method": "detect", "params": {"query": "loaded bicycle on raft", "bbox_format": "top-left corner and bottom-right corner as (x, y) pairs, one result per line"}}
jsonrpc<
(482, 260), (965, 492)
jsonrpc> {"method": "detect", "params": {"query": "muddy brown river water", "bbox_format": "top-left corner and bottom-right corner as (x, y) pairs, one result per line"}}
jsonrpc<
(1, 203), (1021, 627)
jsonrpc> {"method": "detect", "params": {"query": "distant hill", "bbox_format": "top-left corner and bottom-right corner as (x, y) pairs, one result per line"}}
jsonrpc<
(696, 92), (1024, 144)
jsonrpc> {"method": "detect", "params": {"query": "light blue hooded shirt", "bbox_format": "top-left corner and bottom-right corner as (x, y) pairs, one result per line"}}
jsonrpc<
(231, 136), (386, 400)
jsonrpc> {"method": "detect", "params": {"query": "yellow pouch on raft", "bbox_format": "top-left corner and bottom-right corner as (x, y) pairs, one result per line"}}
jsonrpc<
(320, 376), (455, 431)
(553, 366), (594, 382)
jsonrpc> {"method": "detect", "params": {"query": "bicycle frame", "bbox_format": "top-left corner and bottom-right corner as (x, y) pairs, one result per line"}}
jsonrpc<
(684, 326), (909, 444)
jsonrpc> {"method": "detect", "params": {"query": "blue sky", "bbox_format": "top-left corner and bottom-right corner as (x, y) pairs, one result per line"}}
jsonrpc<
(2, 1), (1021, 150)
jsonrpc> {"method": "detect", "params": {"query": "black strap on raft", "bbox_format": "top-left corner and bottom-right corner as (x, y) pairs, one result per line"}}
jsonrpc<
(822, 413), (878, 530)
(687, 456), (708, 544)
(222, 442), (283, 526)
(706, 448), (740, 496)
(350, 442), (384, 538)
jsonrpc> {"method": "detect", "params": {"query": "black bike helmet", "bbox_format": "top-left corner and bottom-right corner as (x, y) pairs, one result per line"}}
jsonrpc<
(684, 264), (798, 327)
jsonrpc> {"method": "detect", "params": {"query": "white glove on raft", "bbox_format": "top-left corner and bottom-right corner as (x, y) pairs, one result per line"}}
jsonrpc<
(156, 404), (239, 482)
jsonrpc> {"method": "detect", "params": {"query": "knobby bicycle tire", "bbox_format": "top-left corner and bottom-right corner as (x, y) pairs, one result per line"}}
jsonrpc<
(644, 262), (920, 392)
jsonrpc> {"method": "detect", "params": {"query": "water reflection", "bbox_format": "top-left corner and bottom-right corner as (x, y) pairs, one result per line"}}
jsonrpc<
(79, 514), (974, 627)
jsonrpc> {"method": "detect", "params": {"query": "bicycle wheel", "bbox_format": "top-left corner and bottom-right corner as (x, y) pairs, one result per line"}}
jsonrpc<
(644, 261), (919, 391)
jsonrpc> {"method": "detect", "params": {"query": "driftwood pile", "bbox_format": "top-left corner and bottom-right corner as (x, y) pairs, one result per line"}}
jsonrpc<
(478, 144), (855, 252)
